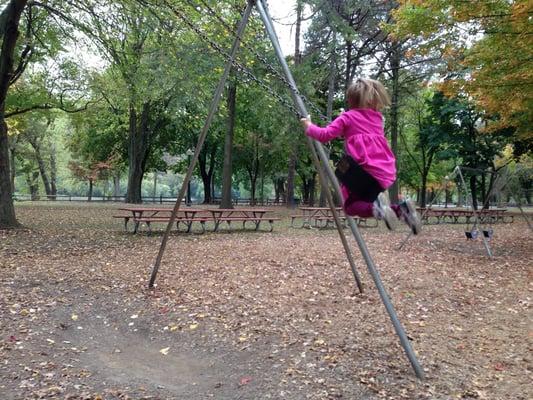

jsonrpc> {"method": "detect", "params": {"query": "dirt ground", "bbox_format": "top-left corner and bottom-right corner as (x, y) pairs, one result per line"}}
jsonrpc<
(0, 202), (531, 400)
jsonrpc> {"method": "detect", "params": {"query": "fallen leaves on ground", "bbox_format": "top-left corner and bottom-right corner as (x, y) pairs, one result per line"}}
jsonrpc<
(0, 203), (531, 399)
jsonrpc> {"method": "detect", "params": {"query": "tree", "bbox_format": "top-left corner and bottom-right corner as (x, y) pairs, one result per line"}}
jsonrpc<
(220, 75), (237, 208)
(392, 0), (533, 139)
(400, 91), (456, 207)
(0, 1), (28, 228)
(68, 160), (111, 201)
(0, 0), (93, 227)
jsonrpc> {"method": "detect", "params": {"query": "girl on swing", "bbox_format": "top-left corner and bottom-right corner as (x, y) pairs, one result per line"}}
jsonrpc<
(300, 77), (421, 234)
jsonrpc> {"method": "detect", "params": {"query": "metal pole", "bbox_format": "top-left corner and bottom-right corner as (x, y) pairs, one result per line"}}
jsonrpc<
(256, 5), (364, 292)
(516, 203), (533, 231)
(148, 1), (254, 288)
(398, 172), (456, 250)
(256, 0), (424, 379)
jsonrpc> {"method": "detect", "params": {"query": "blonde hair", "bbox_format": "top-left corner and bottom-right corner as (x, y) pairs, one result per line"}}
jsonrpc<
(346, 78), (391, 111)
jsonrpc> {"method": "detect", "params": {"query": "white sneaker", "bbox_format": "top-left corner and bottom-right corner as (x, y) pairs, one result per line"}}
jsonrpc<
(399, 200), (422, 235)
(373, 193), (398, 231)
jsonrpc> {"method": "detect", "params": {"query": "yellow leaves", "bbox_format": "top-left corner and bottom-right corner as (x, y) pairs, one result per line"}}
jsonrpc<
(159, 347), (170, 355)
(189, 323), (198, 330)
(511, 1), (532, 18)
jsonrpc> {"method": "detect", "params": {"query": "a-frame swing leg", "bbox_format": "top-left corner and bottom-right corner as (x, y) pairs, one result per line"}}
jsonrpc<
(456, 167), (493, 258)
(255, 0), (425, 379)
(148, 0), (255, 288)
(516, 202), (533, 232)
(398, 172), (457, 250)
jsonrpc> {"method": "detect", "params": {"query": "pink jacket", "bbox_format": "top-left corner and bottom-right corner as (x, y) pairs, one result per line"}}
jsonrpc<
(305, 108), (396, 189)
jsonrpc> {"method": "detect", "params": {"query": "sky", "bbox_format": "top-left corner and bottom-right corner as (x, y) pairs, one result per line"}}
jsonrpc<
(268, 0), (310, 55)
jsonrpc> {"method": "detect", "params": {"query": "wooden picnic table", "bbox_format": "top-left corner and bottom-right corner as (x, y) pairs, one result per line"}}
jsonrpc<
(292, 207), (344, 228)
(292, 206), (377, 229)
(116, 207), (207, 233)
(206, 208), (280, 232)
(417, 208), (511, 225)
(114, 206), (281, 233)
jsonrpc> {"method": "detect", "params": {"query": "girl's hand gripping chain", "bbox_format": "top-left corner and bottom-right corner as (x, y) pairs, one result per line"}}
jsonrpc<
(300, 115), (312, 130)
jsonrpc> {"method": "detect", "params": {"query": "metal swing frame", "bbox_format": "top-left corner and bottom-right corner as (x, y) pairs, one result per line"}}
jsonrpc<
(398, 166), (496, 257)
(148, 0), (424, 379)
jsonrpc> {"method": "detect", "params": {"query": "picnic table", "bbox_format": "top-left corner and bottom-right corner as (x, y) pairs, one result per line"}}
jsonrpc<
(291, 207), (342, 228)
(417, 208), (511, 224)
(114, 206), (281, 233)
(291, 207), (376, 228)
(115, 207), (208, 233)
(207, 208), (280, 232)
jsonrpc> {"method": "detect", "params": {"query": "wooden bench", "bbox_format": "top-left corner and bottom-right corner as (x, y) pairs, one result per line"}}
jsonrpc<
(133, 215), (210, 234)
(418, 208), (512, 225)
(212, 216), (281, 232)
(113, 215), (133, 231)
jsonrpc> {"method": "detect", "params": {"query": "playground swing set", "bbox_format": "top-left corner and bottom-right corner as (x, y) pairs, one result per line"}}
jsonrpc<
(398, 164), (531, 257)
(146, 0), (425, 379)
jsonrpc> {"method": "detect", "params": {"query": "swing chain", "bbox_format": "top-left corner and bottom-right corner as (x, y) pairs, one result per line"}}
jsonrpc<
(191, 0), (329, 122)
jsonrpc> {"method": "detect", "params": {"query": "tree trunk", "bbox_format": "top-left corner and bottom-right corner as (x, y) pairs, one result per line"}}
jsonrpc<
(469, 175), (478, 210)
(250, 145), (260, 205)
(126, 102), (151, 203)
(220, 78), (236, 209)
(274, 177), (285, 203)
(113, 172), (121, 199)
(419, 170), (428, 208)
(152, 172), (157, 201)
(294, 0), (303, 65)
(9, 134), (16, 192)
(49, 143), (57, 200)
(248, 167), (258, 206)
(88, 179), (93, 201)
(344, 40), (353, 89)
(286, 155), (296, 207)
(27, 135), (52, 197)
(198, 145), (217, 204)
(26, 171), (39, 201)
(0, 0), (27, 228)
(308, 173), (316, 206)
(388, 41), (401, 204)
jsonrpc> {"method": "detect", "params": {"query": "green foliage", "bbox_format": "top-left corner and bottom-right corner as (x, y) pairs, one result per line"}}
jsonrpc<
(391, 0), (533, 139)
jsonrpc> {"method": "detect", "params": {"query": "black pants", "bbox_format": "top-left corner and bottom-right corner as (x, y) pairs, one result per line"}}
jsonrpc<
(335, 154), (383, 202)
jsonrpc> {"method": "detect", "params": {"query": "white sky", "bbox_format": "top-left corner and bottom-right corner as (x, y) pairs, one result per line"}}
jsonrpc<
(268, 0), (310, 55)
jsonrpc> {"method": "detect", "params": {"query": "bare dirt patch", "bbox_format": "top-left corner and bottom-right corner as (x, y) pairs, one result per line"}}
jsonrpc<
(1, 203), (531, 399)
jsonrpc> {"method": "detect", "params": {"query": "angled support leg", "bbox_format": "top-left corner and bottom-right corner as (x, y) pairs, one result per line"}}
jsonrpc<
(456, 167), (493, 258)
(148, 1), (254, 288)
(256, 0), (424, 379)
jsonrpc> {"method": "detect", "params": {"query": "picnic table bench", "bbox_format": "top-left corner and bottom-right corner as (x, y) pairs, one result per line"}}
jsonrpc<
(291, 207), (376, 229)
(417, 208), (511, 224)
(115, 207), (209, 233)
(208, 208), (280, 232)
(115, 206), (281, 233)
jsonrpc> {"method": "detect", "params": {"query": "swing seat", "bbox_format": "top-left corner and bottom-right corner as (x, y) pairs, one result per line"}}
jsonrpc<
(483, 228), (494, 239)
(465, 229), (479, 240)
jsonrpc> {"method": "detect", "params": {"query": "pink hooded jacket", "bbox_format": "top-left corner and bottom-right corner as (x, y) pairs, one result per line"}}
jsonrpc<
(305, 108), (396, 189)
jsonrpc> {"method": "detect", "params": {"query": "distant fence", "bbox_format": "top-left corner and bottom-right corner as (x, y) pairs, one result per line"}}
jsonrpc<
(13, 193), (299, 206)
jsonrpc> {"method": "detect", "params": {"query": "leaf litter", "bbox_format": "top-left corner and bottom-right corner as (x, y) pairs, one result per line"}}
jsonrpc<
(0, 203), (531, 399)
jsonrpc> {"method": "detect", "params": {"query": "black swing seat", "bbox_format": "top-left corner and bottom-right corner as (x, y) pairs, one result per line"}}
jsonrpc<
(483, 228), (494, 239)
(465, 229), (479, 240)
